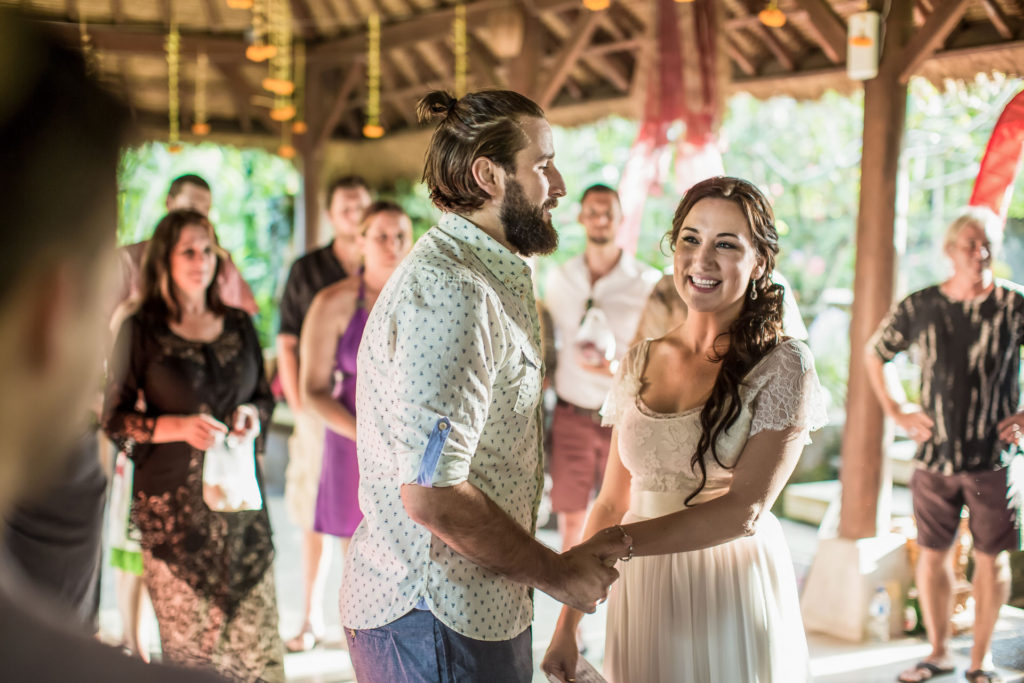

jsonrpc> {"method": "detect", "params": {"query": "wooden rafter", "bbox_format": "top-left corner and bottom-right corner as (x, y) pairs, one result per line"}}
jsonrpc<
(111, 0), (123, 23)
(319, 0), (341, 28)
(43, 23), (244, 60)
(725, 35), (757, 76)
(791, 0), (847, 63)
(212, 61), (276, 132)
(157, 0), (171, 27)
(337, 0), (364, 29)
(542, 11), (632, 94)
(980, 0), (1014, 40)
(200, 0), (223, 26)
(537, 10), (602, 108)
(467, 31), (508, 89)
(899, 0), (971, 82)
(748, 22), (795, 71)
(314, 58), (364, 149)
(289, 0), (320, 41)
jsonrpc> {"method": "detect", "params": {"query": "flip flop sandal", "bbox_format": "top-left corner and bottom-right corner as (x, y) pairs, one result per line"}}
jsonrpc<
(964, 670), (1003, 683)
(898, 661), (956, 682)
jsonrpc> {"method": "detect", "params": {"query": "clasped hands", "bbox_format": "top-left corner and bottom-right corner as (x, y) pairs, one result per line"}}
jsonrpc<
(547, 525), (633, 614)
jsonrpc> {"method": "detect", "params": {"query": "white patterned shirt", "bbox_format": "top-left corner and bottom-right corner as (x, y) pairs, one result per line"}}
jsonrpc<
(340, 213), (545, 641)
(545, 252), (659, 409)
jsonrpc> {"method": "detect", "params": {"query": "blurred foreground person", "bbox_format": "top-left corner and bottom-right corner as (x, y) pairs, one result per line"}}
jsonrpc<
(104, 211), (283, 681)
(0, 11), (221, 682)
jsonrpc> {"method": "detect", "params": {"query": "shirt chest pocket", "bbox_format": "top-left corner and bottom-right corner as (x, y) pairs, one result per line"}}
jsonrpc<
(512, 345), (542, 418)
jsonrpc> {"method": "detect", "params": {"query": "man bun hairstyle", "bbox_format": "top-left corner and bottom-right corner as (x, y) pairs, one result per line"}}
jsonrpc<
(416, 89), (545, 214)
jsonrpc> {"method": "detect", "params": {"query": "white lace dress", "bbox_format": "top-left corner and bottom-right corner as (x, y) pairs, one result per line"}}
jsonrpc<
(601, 338), (827, 683)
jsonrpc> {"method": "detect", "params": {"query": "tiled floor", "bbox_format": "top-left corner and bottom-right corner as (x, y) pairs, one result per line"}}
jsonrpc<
(98, 495), (1024, 682)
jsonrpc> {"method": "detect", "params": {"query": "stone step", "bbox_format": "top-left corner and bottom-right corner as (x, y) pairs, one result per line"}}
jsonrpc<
(783, 479), (914, 527)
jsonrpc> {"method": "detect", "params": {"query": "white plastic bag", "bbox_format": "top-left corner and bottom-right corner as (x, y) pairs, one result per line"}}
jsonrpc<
(202, 414), (263, 512)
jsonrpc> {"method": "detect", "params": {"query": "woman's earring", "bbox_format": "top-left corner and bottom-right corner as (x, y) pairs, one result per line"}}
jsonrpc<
(749, 280), (758, 301)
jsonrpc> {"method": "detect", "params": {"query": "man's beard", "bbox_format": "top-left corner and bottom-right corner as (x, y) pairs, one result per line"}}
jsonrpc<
(500, 178), (559, 257)
(587, 234), (613, 246)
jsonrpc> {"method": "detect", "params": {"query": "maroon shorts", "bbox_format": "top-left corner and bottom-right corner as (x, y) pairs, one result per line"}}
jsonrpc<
(910, 467), (1022, 556)
(549, 400), (613, 514)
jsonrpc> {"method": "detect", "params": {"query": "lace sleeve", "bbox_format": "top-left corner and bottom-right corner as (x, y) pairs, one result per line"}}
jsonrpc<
(102, 314), (156, 455)
(748, 340), (829, 439)
(600, 340), (647, 427)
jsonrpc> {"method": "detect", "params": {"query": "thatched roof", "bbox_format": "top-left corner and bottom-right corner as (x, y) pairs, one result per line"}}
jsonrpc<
(7, 0), (1024, 147)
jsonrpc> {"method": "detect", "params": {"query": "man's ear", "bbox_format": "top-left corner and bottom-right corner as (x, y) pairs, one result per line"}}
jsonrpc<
(471, 156), (504, 201)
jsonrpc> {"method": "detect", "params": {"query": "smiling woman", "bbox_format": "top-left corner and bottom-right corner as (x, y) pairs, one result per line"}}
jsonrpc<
(543, 176), (828, 683)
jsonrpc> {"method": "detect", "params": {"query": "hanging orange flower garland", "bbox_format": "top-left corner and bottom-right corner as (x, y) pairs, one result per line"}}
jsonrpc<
(363, 12), (384, 138)
(166, 21), (183, 153)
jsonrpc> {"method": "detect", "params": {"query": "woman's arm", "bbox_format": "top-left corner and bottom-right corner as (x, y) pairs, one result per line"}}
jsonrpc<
(543, 429), (632, 681)
(621, 424), (806, 557)
(300, 285), (357, 440)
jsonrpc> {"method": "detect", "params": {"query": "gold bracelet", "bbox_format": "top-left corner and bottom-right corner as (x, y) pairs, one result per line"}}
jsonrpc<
(614, 524), (634, 562)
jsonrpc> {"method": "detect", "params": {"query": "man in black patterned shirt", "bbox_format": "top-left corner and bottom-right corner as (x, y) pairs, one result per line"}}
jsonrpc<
(867, 207), (1023, 683)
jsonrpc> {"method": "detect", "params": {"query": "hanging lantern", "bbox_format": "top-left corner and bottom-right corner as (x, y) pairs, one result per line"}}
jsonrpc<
(247, 0), (278, 62)
(279, 114), (295, 157)
(291, 41), (307, 135)
(226, 0), (253, 8)
(453, 2), (468, 97)
(270, 104), (296, 121)
(758, 0), (786, 28)
(582, 0), (609, 10)
(673, 0), (695, 3)
(191, 51), (211, 136)
(166, 22), (182, 151)
(363, 12), (384, 139)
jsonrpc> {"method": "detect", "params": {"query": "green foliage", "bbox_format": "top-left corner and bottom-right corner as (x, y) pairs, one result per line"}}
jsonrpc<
(117, 141), (301, 346)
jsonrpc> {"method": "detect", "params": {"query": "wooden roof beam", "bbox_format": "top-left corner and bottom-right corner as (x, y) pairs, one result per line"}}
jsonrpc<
(157, 0), (171, 27)
(290, 0), (320, 41)
(542, 12), (631, 94)
(200, 0), (223, 26)
(467, 31), (508, 89)
(319, 0), (341, 28)
(899, 0), (970, 82)
(315, 58), (364, 148)
(725, 36), (757, 76)
(111, 0), (123, 23)
(748, 23), (796, 71)
(212, 61), (277, 132)
(42, 23), (245, 60)
(726, 1), (862, 30)
(791, 0), (847, 63)
(537, 9), (602, 108)
(307, 0), (580, 63)
(980, 0), (1014, 40)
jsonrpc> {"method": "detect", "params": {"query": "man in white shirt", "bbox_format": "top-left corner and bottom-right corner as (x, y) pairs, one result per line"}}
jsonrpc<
(341, 90), (631, 683)
(544, 185), (659, 551)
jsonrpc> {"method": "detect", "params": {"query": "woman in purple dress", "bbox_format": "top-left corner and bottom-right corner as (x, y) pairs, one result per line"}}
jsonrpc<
(300, 201), (414, 545)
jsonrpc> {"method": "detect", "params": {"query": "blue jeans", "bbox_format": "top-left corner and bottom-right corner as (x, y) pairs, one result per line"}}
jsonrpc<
(346, 609), (533, 683)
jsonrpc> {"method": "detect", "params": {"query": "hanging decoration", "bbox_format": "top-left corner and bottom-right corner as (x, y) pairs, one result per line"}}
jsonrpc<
(582, 0), (609, 11)
(363, 12), (384, 138)
(246, 0), (277, 62)
(279, 121), (296, 158)
(758, 0), (786, 28)
(191, 52), (211, 136)
(227, 0), (253, 8)
(292, 40), (308, 135)
(615, 0), (723, 255)
(453, 2), (468, 97)
(79, 13), (97, 75)
(264, 0), (294, 96)
(166, 21), (183, 153)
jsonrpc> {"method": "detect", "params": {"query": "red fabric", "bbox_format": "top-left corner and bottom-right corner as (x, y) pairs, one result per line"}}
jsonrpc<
(970, 88), (1024, 225)
(617, 0), (723, 254)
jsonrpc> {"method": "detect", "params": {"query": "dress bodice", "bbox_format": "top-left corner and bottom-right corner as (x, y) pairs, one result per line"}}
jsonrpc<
(602, 338), (828, 514)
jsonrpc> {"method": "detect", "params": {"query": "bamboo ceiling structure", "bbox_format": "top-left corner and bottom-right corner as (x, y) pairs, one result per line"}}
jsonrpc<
(6, 0), (1024, 148)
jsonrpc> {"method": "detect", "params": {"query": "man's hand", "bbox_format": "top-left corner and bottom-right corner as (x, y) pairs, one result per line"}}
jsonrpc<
(543, 527), (631, 613)
(892, 405), (934, 443)
(998, 411), (1024, 445)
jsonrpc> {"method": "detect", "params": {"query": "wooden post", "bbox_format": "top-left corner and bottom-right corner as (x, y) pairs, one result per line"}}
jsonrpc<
(837, 0), (914, 540)
(298, 59), (326, 251)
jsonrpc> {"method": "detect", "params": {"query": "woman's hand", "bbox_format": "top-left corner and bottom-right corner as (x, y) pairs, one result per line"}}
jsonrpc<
(171, 414), (228, 450)
(541, 626), (580, 683)
(229, 404), (261, 441)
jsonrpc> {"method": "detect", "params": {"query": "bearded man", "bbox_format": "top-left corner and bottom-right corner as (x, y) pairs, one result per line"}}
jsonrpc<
(340, 89), (631, 683)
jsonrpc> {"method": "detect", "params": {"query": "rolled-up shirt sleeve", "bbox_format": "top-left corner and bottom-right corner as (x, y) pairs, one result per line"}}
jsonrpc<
(381, 277), (508, 488)
(871, 296), (913, 362)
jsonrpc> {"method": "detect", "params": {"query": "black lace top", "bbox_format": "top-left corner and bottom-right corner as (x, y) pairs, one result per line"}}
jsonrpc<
(103, 304), (275, 614)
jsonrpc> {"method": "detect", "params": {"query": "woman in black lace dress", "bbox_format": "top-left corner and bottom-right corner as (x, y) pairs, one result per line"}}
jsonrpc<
(104, 209), (284, 681)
